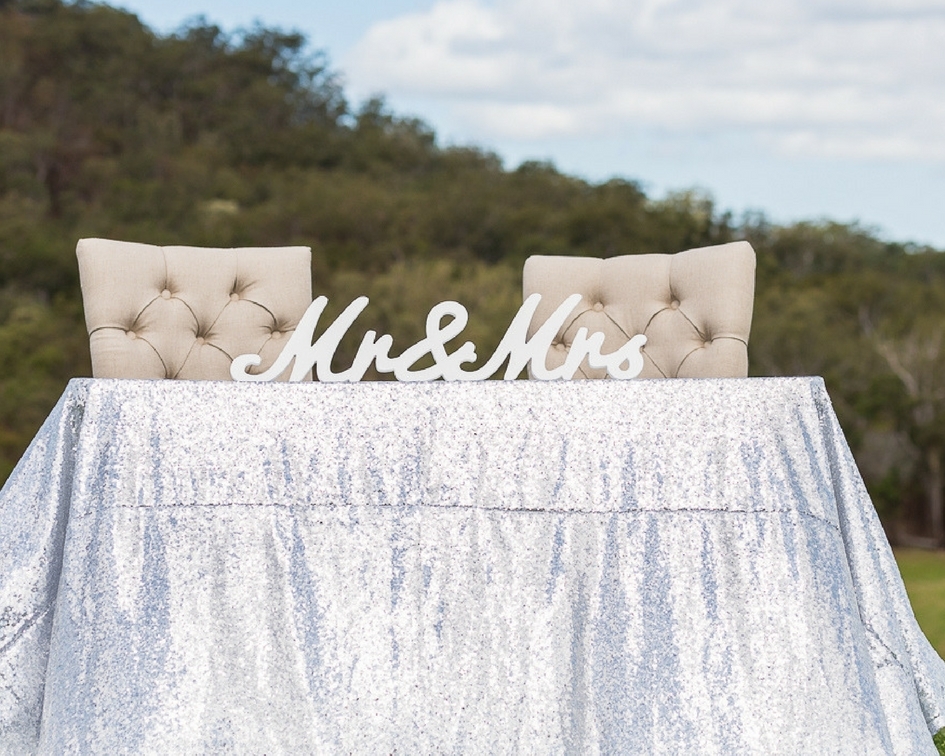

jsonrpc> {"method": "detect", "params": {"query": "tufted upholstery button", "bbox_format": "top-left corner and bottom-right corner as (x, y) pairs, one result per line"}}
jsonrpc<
(271, 330), (282, 340)
(670, 299), (680, 310)
(195, 337), (205, 346)
(126, 330), (137, 340)
(593, 302), (604, 312)
(230, 292), (240, 302)
(161, 289), (171, 300)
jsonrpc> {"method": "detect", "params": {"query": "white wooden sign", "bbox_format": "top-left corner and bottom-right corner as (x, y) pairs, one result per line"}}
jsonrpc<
(231, 293), (646, 382)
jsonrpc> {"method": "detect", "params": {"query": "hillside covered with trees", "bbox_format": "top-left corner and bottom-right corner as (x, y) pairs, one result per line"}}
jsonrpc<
(2, 0), (945, 544)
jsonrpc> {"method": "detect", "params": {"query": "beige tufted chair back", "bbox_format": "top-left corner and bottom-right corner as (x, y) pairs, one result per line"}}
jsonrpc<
(76, 238), (312, 380)
(523, 241), (756, 379)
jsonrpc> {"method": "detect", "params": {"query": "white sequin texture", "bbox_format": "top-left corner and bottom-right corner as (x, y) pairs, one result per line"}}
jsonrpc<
(1, 377), (944, 754)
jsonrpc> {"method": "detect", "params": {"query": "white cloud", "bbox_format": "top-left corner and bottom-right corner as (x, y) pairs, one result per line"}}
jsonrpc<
(344, 0), (945, 160)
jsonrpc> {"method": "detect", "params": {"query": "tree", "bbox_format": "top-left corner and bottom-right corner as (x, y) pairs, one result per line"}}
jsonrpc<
(859, 270), (945, 545)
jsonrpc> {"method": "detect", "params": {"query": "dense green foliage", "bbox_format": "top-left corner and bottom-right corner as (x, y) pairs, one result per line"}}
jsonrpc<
(2, 0), (945, 542)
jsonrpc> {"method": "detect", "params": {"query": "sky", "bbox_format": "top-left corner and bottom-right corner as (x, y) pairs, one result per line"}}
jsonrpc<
(113, 0), (945, 248)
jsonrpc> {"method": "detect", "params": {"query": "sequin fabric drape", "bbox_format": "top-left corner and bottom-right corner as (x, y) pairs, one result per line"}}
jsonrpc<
(2, 377), (944, 754)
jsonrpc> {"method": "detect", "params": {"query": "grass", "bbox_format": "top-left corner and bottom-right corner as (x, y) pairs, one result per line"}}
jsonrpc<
(894, 548), (945, 660)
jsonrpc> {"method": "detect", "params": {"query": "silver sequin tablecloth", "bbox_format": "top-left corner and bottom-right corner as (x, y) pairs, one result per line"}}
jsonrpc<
(2, 377), (944, 754)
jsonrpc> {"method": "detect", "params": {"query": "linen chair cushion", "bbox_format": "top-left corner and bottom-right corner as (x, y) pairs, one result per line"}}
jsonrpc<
(76, 238), (312, 380)
(522, 241), (756, 379)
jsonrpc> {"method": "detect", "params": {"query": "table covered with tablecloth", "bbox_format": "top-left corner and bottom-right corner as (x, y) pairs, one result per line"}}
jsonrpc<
(1, 377), (944, 754)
